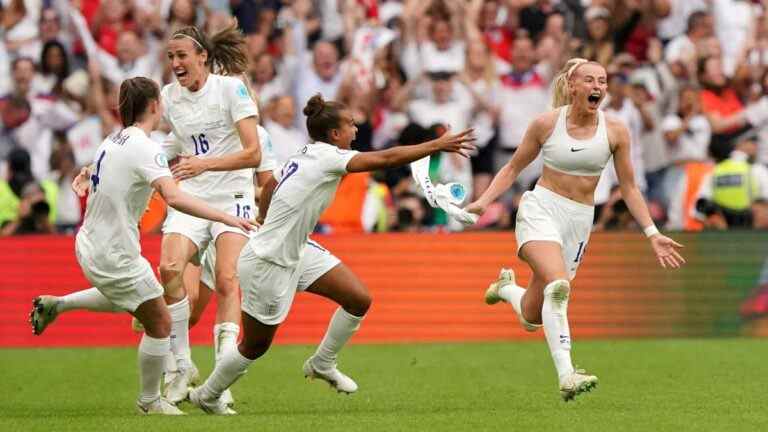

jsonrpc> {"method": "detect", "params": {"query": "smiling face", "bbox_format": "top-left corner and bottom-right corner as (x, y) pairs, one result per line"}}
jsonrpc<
(167, 37), (208, 90)
(569, 62), (608, 112)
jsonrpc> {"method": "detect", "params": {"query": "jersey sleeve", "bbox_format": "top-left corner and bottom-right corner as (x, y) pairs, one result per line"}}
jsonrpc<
(160, 132), (183, 159)
(256, 126), (278, 173)
(136, 139), (173, 184)
(319, 145), (359, 176)
(225, 77), (259, 124)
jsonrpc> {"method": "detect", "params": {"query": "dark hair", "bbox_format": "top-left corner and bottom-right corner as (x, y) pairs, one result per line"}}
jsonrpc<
(303, 94), (346, 142)
(40, 40), (70, 81)
(118, 77), (160, 127)
(7, 147), (34, 198)
(687, 11), (709, 34)
(172, 21), (248, 75)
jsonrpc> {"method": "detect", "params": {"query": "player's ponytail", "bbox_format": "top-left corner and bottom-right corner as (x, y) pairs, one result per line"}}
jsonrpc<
(303, 94), (347, 143)
(118, 77), (160, 127)
(171, 21), (248, 76)
(551, 58), (589, 108)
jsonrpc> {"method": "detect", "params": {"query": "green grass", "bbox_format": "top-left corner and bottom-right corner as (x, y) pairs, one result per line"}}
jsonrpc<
(1, 339), (766, 431)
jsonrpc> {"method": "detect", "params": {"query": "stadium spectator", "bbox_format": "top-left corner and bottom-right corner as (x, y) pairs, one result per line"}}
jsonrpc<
(264, 95), (306, 166)
(0, 147), (55, 235)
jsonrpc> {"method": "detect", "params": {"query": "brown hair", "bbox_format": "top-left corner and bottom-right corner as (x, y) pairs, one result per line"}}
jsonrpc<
(171, 21), (248, 76)
(303, 94), (346, 143)
(118, 77), (159, 127)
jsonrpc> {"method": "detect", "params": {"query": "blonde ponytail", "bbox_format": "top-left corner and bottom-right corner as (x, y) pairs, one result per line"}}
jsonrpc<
(551, 58), (589, 108)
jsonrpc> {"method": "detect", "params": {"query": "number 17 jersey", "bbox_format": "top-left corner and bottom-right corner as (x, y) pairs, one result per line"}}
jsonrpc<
(161, 74), (259, 202)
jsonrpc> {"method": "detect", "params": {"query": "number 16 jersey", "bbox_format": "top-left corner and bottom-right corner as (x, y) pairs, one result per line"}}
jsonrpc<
(161, 74), (259, 202)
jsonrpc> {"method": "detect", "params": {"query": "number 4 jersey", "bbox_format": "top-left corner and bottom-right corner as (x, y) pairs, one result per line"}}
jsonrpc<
(77, 127), (172, 278)
(160, 74), (260, 202)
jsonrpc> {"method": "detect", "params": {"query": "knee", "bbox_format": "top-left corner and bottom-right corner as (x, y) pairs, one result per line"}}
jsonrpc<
(214, 272), (239, 297)
(159, 259), (185, 285)
(238, 338), (271, 360)
(143, 313), (171, 338)
(342, 289), (372, 317)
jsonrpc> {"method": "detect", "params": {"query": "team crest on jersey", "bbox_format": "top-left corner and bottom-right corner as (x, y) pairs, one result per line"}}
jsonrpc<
(155, 153), (169, 168)
(237, 84), (249, 99)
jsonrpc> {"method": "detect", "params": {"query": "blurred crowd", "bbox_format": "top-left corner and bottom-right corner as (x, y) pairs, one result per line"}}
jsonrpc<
(2, 0), (768, 236)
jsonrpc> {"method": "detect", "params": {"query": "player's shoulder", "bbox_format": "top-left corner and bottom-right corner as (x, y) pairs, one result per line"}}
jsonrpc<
(602, 110), (630, 136)
(160, 81), (179, 100)
(530, 108), (560, 139)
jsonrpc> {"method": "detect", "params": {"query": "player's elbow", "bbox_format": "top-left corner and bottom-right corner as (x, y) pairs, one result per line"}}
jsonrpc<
(244, 146), (262, 168)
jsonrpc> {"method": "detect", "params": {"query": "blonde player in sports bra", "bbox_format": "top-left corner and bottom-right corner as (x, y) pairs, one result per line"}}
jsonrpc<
(28, 77), (256, 414)
(465, 59), (686, 401)
(157, 23), (264, 403)
(186, 94), (476, 415)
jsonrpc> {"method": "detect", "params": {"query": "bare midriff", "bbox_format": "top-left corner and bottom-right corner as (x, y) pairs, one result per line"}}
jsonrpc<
(537, 165), (601, 206)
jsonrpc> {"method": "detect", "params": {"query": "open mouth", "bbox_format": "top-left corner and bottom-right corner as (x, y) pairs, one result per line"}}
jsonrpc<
(175, 69), (188, 80)
(587, 93), (601, 106)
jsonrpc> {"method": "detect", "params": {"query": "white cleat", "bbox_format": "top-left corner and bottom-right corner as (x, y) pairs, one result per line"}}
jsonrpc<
(484, 268), (540, 332)
(29, 296), (60, 336)
(221, 389), (235, 407)
(303, 358), (358, 394)
(136, 397), (186, 415)
(164, 364), (199, 404)
(559, 369), (599, 402)
(188, 387), (237, 415)
(484, 268), (515, 305)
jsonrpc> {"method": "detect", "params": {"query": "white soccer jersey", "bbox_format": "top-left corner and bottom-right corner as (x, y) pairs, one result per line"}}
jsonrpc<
(76, 127), (172, 278)
(253, 143), (358, 267)
(161, 74), (259, 202)
(256, 125), (277, 173)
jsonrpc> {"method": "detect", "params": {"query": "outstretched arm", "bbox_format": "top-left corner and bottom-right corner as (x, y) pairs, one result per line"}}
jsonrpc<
(611, 118), (685, 269)
(466, 113), (548, 214)
(345, 129), (476, 173)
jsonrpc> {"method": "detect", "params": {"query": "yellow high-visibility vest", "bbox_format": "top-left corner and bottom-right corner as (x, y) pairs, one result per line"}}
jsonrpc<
(712, 159), (758, 212)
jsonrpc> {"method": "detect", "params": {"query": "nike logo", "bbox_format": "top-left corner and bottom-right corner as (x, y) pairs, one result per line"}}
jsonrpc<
(570, 148), (586, 152)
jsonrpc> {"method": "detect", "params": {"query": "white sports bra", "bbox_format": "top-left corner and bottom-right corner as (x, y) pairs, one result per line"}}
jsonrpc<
(542, 105), (612, 177)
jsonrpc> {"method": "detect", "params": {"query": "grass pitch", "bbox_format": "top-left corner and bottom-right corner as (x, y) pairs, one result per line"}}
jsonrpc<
(1, 339), (765, 432)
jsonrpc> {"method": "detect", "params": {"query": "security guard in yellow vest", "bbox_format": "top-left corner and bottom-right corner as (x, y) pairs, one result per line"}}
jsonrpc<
(696, 138), (768, 228)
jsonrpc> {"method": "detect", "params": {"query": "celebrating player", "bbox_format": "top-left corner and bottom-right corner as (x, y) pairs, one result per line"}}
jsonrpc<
(29, 77), (255, 414)
(466, 58), (686, 401)
(157, 22), (263, 403)
(187, 94), (476, 414)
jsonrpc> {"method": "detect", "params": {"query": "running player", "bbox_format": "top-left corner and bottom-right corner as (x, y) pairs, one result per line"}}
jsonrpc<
(28, 77), (255, 414)
(465, 59), (686, 401)
(188, 94), (476, 414)
(158, 22), (263, 403)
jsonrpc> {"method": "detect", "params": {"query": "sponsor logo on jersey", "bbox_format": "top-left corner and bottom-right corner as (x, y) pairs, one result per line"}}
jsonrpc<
(237, 84), (249, 99)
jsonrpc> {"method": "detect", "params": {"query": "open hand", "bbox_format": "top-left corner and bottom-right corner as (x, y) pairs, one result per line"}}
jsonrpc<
(434, 128), (477, 158)
(172, 155), (207, 180)
(650, 234), (686, 269)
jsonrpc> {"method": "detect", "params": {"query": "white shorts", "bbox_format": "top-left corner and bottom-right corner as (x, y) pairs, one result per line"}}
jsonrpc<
(162, 192), (254, 261)
(515, 185), (594, 280)
(199, 244), (217, 290)
(75, 250), (164, 312)
(239, 239), (341, 325)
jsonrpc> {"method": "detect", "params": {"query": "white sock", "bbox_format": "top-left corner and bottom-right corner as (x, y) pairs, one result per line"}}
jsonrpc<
(312, 307), (364, 370)
(163, 352), (177, 374)
(200, 346), (253, 400)
(213, 322), (240, 364)
(542, 280), (575, 382)
(57, 288), (121, 313)
(499, 283), (542, 328)
(168, 297), (192, 371)
(138, 334), (170, 405)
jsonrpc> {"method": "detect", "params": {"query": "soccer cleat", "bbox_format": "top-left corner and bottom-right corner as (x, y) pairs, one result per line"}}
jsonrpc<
(303, 358), (358, 394)
(188, 387), (237, 415)
(131, 317), (145, 333)
(164, 364), (199, 404)
(484, 268), (515, 305)
(29, 296), (60, 336)
(221, 389), (235, 407)
(559, 369), (598, 402)
(136, 397), (186, 415)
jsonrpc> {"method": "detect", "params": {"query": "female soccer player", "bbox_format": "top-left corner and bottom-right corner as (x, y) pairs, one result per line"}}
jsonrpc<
(187, 94), (476, 414)
(158, 22), (264, 403)
(465, 58), (686, 401)
(29, 77), (255, 414)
